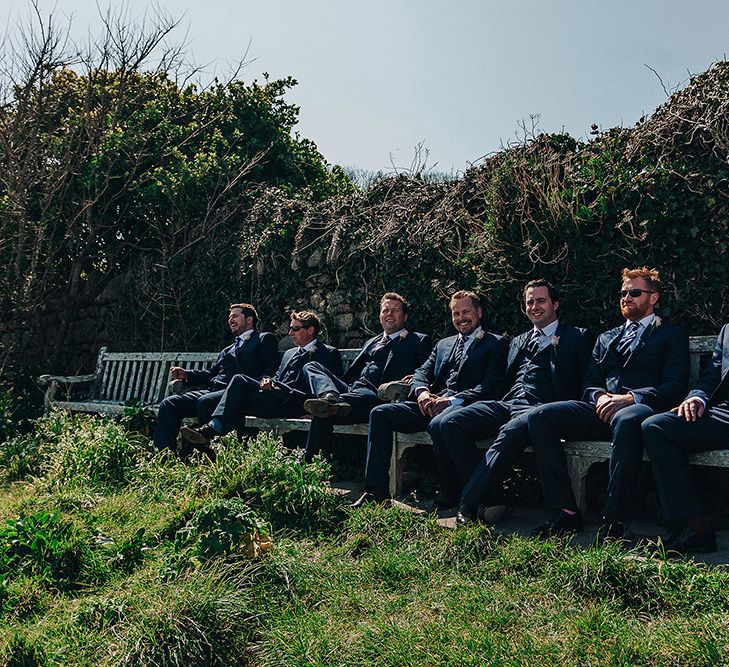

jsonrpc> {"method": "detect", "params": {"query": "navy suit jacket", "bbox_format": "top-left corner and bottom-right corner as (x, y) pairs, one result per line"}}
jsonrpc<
(343, 331), (432, 385)
(688, 323), (729, 407)
(502, 324), (594, 400)
(275, 342), (343, 393)
(413, 330), (508, 404)
(583, 318), (689, 412)
(184, 330), (279, 391)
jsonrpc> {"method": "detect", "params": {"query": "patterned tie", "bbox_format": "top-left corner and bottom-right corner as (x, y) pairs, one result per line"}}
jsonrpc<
(617, 321), (640, 356)
(453, 334), (466, 366)
(528, 329), (542, 354)
(370, 333), (390, 355)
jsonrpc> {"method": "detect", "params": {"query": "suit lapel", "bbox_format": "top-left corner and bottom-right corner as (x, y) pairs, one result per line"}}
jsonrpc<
(624, 320), (657, 366)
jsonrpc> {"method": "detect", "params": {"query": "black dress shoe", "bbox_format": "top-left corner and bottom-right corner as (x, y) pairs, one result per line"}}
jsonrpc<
(530, 510), (583, 540)
(432, 491), (459, 512)
(456, 501), (478, 526)
(350, 491), (389, 509)
(661, 526), (717, 555)
(594, 521), (625, 547)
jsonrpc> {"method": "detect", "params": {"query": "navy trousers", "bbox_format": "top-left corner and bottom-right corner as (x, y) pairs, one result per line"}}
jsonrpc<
(302, 361), (384, 462)
(641, 404), (729, 520)
(527, 399), (656, 520)
(436, 399), (539, 507)
(365, 401), (458, 496)
(211, 374), (306, 434)
(153, 389), (224, 451)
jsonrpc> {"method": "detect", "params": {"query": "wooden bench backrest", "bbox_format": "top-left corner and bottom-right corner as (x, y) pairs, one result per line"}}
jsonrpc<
(93, 347), (362, 405)
(92, 338), (714, 406)
(95, 348), (218, 404)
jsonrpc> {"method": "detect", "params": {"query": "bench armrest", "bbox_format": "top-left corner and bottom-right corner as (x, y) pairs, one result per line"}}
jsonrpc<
(37, 373), (97, 385)
(38, 373), (98, 411)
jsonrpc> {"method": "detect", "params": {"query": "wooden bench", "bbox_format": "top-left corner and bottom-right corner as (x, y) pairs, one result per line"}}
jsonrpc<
(40, 337), (726, 512)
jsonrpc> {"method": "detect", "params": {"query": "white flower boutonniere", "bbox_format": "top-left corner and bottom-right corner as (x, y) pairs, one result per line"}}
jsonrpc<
(651, 316), (662, 331)
(475, 330), (485, 341)
(550, 335), (560, 350)
(308, 344), (317, 356)
(398, 330), (409, 341)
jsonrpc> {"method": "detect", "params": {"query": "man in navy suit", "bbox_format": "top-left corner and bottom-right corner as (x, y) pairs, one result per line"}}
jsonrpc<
(301, 292), (432, 462)
(353, 290), (509, 506)
(438, 280), (593, 524)
(180, 310), (342, 449)
(527, 268), (689, 540)
(640, 323), (729, 554)
(152, 303), (278, 455)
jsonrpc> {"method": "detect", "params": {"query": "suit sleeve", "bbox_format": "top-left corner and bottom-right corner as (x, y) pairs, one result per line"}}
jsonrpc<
(416, 334), (433, 367)
(258, 332), (280, 377)
(454, 336), (509, 404)
(688, 324), (727, 403)
(184, 351), (224, 387)
(582, 337), (608, 402)
(273, 352), (289, 382)
(576, 328), (597, 394)
(327, 348), (344, 378)
(630, 325), (690, 409)
(412, 344), (439, 392)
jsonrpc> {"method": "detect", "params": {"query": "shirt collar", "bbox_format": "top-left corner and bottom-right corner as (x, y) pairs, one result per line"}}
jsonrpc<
(384, 328), (406, 340)
(535, 320), (559, 338)
(624, 314), (655, 330)
(301, 339), (318, 352)
(237, 328), (255, 341)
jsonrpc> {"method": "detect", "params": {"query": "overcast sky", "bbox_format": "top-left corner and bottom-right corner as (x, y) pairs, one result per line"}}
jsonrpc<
(4, 1), (728, 174)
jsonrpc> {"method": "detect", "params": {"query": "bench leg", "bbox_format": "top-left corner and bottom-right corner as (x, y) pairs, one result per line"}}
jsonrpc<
(566, 455), (597, 516)
(389, 436), (404, 498)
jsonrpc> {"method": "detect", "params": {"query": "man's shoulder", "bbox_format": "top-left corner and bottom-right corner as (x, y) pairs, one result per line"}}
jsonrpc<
(257, 330), (277, 342)
(597, 324), (624, 343)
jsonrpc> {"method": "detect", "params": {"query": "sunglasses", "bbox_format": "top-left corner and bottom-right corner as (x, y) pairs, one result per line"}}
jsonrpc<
(289, 325), (308, 332)
(620, 288), (655, 298)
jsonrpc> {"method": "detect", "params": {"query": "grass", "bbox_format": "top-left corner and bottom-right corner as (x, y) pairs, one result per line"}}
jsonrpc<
(0, 412), (727, 666)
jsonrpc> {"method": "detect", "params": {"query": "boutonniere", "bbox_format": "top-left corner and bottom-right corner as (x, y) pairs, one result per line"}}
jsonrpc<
(470, 330), (485, 347)
(651, 316), (662, 331)
(308, 345), (317, 356)
(398, 330), (409, 341)
(550, 335), (560, 350)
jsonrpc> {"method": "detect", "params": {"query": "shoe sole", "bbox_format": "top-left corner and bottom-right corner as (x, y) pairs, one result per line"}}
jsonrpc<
(377, 381), (411, 403)
(303, 398), (352, 418)
(180, 426), (212, 445)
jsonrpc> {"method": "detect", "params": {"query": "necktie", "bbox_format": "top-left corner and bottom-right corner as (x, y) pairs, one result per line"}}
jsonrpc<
(235, 335), (247, 351)
(453, 335), (465, 366)
(528, 329), (542, 354)
(617, 321), (640, 356)
(371, 333), (390, 354)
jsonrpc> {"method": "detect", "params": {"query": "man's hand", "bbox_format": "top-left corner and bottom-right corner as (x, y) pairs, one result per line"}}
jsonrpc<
(400, 374), (414, 384)
(259, 377), (275, 391)
(170, 366), (188, 381)
(595, 392), (635, 423)
(417, 390), (435, 416)
(426, 396), (451, 417)
(672, 396), (705, 422)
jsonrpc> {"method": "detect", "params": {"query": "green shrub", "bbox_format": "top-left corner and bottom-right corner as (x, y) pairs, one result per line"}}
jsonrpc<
(38, 412), (149, 491)
(175, 497), (269, 562)
(0, 511), (92, 589)
(0, 375), (43, 445)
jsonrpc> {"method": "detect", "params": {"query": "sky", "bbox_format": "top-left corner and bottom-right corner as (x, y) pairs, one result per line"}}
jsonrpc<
(3, 1), (729, 175)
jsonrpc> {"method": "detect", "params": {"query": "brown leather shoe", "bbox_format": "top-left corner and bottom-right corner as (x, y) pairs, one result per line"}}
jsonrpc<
(377, 381), (411, 403)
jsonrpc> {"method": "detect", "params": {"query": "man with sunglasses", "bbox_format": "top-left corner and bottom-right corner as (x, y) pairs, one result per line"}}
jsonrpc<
(527, 267), (689, 541)
(180, 310), (342, 454)
(153, 303), (279, 455)
(301, 292), (432, 463)
(640, 323), (729, 554)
